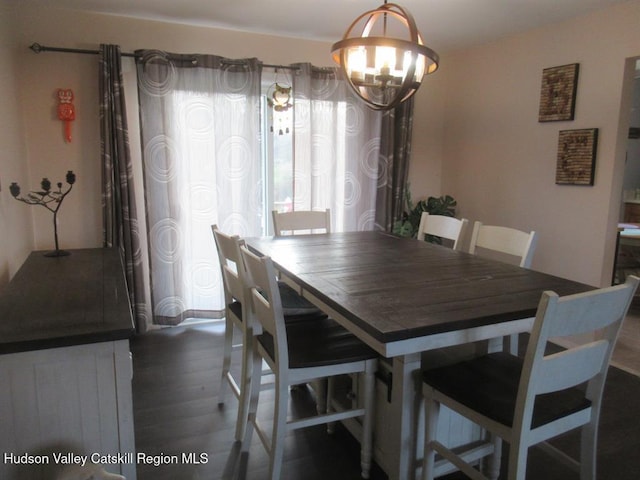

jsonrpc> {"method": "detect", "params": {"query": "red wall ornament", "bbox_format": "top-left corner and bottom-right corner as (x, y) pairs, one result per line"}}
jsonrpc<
(57, 88), (75, 142)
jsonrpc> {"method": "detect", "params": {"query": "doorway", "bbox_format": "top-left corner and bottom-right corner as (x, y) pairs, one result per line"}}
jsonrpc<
(615, 59), (640, 285)
(621, 60), (640, 212)
(615, 57), (640, 377)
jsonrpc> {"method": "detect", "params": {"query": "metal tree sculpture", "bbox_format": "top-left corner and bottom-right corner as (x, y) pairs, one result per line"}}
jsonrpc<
(10, 170), (76, 257)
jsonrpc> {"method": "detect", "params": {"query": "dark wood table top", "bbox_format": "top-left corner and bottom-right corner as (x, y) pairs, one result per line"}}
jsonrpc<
(247, 231), (593, 346)
(0, 248), (135, 354)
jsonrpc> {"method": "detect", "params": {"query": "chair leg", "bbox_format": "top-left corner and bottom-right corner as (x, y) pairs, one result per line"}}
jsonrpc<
(422, 387), (439, 480)
(241, 347), (263, 453)
(234, 331), (253, 441)
(325, 377), (335, 434)
(269, 374), (289, 480)
(360, 360), (376, 479)
(218, 317), (234, 406)
(507, 437), (528, 480)
(579, 420), (598, 480)
(505, 333), (519, 355)
(315, 378), (328, 415)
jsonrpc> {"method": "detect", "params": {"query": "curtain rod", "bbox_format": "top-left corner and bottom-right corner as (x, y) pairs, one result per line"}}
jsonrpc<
(29, 43), (298, 70)
(30, 42), (137, 58)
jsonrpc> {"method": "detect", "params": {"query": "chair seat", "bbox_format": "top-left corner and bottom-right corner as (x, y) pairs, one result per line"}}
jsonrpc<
(422, 352), (591, 429)
(228, 280), (324, 322)
(258, 317), (377, 369)
(277, 281), (321, 315)
(229, 299), (326, 325)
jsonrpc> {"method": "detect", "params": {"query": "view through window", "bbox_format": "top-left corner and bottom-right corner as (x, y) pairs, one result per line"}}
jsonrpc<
(261, 75), (294, 234)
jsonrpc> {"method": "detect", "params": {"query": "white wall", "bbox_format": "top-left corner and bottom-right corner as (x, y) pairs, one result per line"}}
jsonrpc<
(421, 1), (640, 286)
(406, 71), (447, 201)
(11, 5), (334, 259)
(7, 1), (640, 290)
(0, 0), (34, 289)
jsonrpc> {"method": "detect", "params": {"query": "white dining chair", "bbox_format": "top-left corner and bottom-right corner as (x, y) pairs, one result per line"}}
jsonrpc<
(240, 244), (378, 480)
(468, 221), (537, 268)
(211, 226), (325, 441)
(416, 212), (469, 251)
(272, 208), (331, 236)
(421, 275), (639, 480)
(468, 221), (538, 353)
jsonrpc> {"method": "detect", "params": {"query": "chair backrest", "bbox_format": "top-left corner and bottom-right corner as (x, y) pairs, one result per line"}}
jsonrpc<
(469, 221), (537, 268)
(211, 225), (247, 307)
(416, 212), (469, 251)
(272, 209), (331, 236)
(515, 275), (639, 432)
(240, 245), (287, 364)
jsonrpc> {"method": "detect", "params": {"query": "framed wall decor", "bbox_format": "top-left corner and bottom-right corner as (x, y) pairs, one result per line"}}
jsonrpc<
(538, 63), (579, 122)
(556, 128), (598, 186)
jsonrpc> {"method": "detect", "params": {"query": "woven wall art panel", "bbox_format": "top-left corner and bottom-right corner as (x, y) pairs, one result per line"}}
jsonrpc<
(556, 128), (598, 185)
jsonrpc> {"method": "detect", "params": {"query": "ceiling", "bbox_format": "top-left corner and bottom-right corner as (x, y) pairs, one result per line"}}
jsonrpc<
(23, 0), (631, 52)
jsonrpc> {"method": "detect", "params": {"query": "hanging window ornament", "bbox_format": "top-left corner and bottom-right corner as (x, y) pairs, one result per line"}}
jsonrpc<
(266, 69), (293, 135)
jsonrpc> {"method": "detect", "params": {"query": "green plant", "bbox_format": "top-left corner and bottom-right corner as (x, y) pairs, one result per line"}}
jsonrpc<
(392, 189), (457, 242)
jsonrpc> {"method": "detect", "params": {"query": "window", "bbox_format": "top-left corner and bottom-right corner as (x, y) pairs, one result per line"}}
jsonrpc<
(137, 56), (382, 325)
(261, 77), (295, 235)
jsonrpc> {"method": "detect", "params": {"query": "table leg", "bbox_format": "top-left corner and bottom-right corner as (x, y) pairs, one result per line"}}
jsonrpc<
(388, 352), (422, 480)
(612, 230), (621, 286)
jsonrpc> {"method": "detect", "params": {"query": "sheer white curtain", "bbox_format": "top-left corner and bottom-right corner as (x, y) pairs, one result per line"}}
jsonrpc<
(136, 51), (262, 325)
(292, 64), (382, 231)
(135, 55), (382, 326)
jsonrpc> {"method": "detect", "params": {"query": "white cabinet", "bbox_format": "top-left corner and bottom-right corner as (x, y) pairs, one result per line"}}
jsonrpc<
(0, 340), (135, 479)
(0, 248), (136, 480)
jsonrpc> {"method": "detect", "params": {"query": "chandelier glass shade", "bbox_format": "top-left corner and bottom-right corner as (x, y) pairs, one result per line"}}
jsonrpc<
(331, 2), (439, 110)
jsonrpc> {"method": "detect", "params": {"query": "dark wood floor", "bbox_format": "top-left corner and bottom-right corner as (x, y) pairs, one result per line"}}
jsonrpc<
(131, 322), (640, 480)
(131, 322), (389, 480)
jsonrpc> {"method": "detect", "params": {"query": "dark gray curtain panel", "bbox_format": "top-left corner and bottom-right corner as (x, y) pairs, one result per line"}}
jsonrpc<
(100, 44), (146, 332)
(375, 97), (415, 232)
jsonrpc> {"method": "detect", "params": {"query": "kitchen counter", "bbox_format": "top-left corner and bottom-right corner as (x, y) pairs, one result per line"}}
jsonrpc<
(0, 248), (137, 479)
(0, 248), (135, 354)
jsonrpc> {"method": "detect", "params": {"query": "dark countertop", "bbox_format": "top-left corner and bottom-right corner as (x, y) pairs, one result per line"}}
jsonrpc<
(0, 248), (135, 354)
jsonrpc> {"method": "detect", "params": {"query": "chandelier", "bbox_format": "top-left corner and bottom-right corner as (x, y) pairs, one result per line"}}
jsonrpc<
(331, 2), (439, 110)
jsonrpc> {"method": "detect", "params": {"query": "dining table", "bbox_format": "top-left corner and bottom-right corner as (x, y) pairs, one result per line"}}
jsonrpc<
(245, 231), (592, 480)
